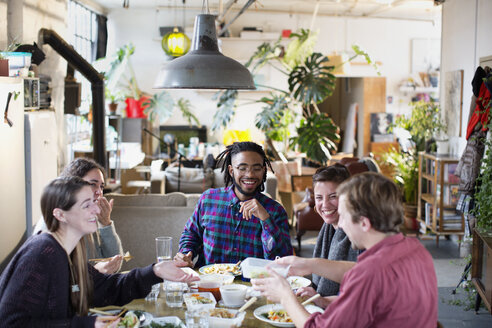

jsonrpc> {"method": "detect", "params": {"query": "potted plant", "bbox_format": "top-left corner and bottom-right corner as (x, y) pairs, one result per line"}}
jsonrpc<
(385, 100), (446, 228)
(211, 29), (378, 165)
(143, 93), (200, 126)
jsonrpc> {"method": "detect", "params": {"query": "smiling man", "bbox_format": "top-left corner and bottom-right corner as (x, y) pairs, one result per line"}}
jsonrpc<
(175, 141), (293, 267)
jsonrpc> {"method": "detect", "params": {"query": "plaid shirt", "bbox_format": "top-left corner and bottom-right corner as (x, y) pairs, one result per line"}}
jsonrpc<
(179, 185), (293, 266)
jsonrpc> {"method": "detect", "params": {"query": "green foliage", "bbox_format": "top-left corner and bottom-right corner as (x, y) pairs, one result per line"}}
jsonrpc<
(211, 90), (238, 131)
(288, 52), (336, 107)
(177, 98), (200, 127)
(283, 29), (318, 69)
(384, 148), (419, 204)
(392, 100), (446, 152)
(143, 92), (174, 123)
(290, 113), (340, 165)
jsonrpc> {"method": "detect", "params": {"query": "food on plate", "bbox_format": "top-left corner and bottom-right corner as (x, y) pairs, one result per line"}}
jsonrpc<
(262, 310), (292, 323)
(117, 311), (140, 327)
(203, 264), (241, 275)
(209, 308), (235, 319)
(187, 293), (214, 304)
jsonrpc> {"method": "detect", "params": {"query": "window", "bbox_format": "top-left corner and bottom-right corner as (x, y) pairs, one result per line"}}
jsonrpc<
(67, 0), (98, 114)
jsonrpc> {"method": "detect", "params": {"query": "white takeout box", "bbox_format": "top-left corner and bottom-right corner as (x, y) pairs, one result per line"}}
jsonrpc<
(208, 308), (246, 328)
(240, 257), (289, 279)
(183, 292), (217, 311)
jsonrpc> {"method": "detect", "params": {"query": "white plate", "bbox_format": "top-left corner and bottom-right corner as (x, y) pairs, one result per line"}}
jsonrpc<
(253, 304), (323, 328)
(286, 276), (311, 290)
(199, 263), (242, 276)
(148, 316), (186, 328)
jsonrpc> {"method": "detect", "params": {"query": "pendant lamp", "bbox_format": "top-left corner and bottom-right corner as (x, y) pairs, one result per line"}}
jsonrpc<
(154, 14), (255, 90)
(162, 27), (191, 57)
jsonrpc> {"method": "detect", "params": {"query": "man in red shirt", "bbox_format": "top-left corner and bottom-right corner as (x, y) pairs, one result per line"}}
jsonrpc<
(252, 172), (438, 328)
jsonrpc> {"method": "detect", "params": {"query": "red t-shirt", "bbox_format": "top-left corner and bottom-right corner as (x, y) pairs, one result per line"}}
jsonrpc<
(305, 233), (437, 328)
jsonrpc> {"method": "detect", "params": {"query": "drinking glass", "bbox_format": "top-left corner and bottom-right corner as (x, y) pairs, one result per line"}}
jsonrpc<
(185, 309), (209, 328)
(165, 281), (185, 308)
(156, 236), (172, 262)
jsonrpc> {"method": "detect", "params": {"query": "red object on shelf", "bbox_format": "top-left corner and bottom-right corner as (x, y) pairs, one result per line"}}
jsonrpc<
(125, 96), (149, 118)
(282, 29), (292, 38)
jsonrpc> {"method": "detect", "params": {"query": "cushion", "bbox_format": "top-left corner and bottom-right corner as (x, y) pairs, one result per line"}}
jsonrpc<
(106, 192), (188, 207)
(164, 167), (214, 193)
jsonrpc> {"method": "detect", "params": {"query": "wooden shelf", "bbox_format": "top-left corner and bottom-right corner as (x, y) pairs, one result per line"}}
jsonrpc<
(417, 152), (464, 247)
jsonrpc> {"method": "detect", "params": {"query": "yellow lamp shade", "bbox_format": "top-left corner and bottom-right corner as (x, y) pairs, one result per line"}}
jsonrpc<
(162, 27), (191, 57)
(223, 129), (252, 146)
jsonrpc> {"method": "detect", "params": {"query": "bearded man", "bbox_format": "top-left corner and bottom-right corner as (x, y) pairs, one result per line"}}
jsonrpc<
(175, 141), (293, 267)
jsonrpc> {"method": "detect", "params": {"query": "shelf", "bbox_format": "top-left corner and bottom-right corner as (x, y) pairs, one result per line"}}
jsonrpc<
(421, 193), (434, 203)
(399, 86), (438, 93)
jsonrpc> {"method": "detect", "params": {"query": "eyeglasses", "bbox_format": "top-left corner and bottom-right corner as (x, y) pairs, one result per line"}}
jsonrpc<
(234, 164), (265, 174)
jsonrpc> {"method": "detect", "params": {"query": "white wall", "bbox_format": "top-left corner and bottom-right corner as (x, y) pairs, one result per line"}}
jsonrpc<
(0, 0), (68, 170)
(440, 0), (492, 156)
(106, 7), (441, 145)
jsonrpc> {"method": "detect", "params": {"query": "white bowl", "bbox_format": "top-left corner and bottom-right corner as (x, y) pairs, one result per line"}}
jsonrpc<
(219, 284), (247, 307)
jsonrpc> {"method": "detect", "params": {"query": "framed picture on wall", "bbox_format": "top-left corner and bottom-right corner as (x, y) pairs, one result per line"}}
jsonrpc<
(444, 70), (464, 137)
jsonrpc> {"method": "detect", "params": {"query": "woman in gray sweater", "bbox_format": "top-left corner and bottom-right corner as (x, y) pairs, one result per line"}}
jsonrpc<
(295, 164), (359, 308)
(34, 158), (123, 273)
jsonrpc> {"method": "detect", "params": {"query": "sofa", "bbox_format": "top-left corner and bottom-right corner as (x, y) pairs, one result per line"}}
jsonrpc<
(151, 166), (278, 201)
(106, 192), (200, 271)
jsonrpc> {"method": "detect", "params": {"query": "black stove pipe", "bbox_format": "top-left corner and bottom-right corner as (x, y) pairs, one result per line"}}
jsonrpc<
(39, 28), (106, 170)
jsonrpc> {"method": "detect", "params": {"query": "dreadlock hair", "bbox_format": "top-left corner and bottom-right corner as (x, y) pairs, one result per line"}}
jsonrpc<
(215, 141), (273, 193)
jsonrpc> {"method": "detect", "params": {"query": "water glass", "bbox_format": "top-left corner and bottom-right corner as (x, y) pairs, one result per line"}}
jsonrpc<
(165, 281), (185, 308)
(156, 236), (172, 262)
(185, 309), (209, 328)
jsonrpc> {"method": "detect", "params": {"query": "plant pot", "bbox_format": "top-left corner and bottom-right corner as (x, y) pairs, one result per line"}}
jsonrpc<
(108, 103), (118, 114)
(0, 59), (9, 77)
(403, 203), (418, 231)
(436, 140), (449, 155)
(125, 97), (149, 118)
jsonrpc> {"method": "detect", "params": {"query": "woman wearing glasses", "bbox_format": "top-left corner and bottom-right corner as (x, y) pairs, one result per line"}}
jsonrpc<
(175, 141), (293, 267)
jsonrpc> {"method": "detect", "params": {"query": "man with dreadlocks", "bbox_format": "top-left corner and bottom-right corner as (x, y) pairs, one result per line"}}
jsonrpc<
(175, 141), (293, 267)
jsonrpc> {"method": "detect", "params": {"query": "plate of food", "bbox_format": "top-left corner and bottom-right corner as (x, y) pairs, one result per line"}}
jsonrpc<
(286, 276), (311, 290)
(89, 309), (153, 327)
(146, 316), (186, 328)
(253, 304), (323, 328)
(199, 263), (242, 276)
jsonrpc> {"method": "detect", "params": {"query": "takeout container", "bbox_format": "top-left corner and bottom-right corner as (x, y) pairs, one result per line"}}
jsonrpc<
(200, 273), (235, 285)
(219, 284), (247, 307)
(208, 308), (246, 328)
(240, 257), (289, 279)
(184, 292), (217, 311)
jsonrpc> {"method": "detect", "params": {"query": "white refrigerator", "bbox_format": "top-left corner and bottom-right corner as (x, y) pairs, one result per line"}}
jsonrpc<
(24, 110), (58, 235)
(0, 77), (26, 271)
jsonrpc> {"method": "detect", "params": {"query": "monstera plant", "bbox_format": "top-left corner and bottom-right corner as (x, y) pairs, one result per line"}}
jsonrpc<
(211, 29), (377, 165)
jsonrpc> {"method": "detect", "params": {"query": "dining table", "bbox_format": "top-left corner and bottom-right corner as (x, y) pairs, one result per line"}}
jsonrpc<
(96, 278), (279, 328)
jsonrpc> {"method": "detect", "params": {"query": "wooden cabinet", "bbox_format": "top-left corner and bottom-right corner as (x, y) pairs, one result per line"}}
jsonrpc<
(417, 152), (465, 246)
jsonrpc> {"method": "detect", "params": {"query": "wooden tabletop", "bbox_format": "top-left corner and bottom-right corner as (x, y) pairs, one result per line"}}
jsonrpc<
(107, 280), (275, 328)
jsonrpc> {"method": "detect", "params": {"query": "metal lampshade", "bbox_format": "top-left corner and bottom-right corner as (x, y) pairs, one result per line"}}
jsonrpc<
(162, 27), (191, 57)
(154, 14), (256, 90)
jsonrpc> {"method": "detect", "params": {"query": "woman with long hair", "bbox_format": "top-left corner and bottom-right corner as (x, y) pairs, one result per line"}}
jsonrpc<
(0, 177), (197, 327)
(34, 157), (124, 274)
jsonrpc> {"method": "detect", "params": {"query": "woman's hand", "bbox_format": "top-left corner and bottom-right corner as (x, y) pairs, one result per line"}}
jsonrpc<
(94, 255), (123, 274)
(173, 251), (194, 267)
(153, 260), (200, 283)
(95, 316), (120, 327)
(97, 197), (113, 226)
(251, 268), (293, 304)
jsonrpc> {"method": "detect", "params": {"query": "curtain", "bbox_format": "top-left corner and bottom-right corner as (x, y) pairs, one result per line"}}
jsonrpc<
(95, 14), (108, 60)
